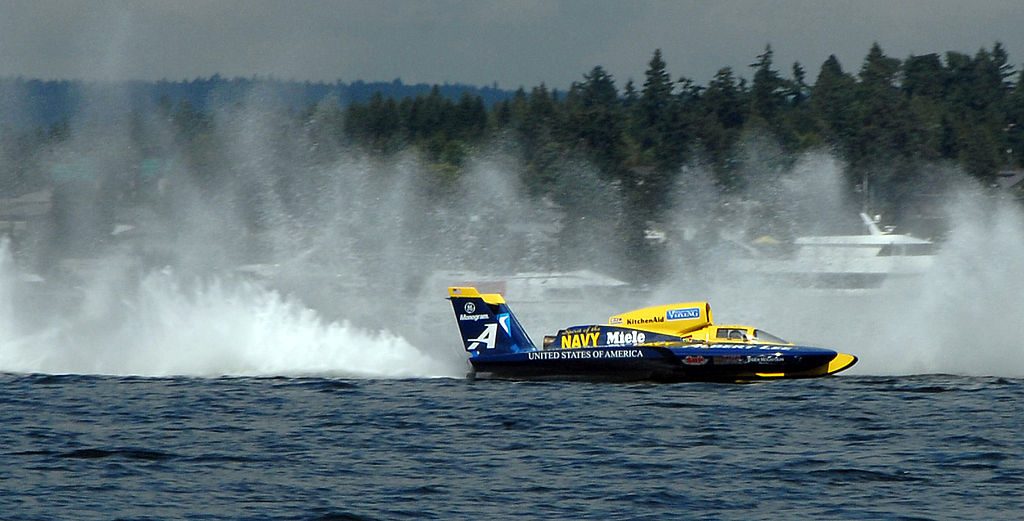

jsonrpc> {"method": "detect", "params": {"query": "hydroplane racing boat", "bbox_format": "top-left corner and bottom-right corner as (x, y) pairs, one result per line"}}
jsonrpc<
(448, 286), (857, 382)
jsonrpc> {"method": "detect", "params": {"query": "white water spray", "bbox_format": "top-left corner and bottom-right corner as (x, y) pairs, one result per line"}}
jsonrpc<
(0, 249), (461, 377)
(5, 68), (1022, 379)
(848, 194), (1024, 376)
(660, 151), (1024, 377)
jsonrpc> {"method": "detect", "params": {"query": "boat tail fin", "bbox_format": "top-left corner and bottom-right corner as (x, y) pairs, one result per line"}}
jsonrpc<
(447, 287), (536, 355)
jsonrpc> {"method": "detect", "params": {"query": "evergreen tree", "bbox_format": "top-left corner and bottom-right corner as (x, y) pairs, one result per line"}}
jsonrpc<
(564, 66), (624, 173)
(454, 92), (487, 140)
(902, 53), (947, 99)
(944, 47), (1008, 180)
(1006, 70), (1024, 169)
(852, 43), (907, 163)
(851, 43), (915, 214)
(696, 67), (747, 172)
(902, 53), (951, 161)
(749, 45), (785, 128)
(513, 84), (563, 195)
(633, 49), (677, 168)
(810, 55), (858, 149)
(780, 61), (820, 150)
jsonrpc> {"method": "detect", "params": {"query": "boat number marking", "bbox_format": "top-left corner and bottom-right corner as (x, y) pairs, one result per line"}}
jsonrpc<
(467, 323), (497, 350)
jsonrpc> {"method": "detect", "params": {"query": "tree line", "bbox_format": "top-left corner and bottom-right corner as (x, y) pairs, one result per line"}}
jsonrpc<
(5, 42), (1024, 279)
(339, 42), (1024, 222)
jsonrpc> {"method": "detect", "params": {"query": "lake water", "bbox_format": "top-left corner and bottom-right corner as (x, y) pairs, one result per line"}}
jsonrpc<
(1, 373), (1020, 520)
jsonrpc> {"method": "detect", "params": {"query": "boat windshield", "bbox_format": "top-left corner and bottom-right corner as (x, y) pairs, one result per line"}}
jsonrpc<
(753, 329), (788, 344)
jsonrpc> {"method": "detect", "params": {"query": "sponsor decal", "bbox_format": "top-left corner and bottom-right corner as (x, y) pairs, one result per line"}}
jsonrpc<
(563, 325), (602, 335)
(704, 344), (793, 351)
(666, 307), (701, 320)
(561, 332), (600, 349)
(704, 344), (754, 350)
(527, 349), (644, 361)
(464, 302), (476, 314)
(606, 330), (646, 346)
(626, 316), (665, 325)
(459, 314), (489, 322)
(747, 354), (784, 364)
(682, 355), (708, 365)
(609, 317), (623, 325)
(714, 355), (746, 365)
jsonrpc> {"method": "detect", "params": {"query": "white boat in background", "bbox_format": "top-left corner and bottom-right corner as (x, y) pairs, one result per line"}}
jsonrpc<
(727, 213), (937, 291)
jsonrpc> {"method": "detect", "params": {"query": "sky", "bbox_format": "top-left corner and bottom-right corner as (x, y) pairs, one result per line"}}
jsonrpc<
(2, 0), (1023, 90)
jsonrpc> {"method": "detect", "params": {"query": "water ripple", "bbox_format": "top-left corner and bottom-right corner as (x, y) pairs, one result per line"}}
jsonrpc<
(0, 374), (1021, 520)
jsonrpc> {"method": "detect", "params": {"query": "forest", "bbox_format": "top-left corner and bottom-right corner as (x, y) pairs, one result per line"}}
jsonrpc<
(3, 42), (1024, 281)
(336, 43), (1024, 224)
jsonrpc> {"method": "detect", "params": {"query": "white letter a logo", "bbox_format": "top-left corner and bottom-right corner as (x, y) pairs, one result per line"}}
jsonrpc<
(467, 323), (498, 350)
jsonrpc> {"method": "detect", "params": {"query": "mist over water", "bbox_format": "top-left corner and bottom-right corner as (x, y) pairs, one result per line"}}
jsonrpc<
(655, 152), (1024, 377)
(855, 195), (1024, 376)
(0, 247), (457, 377)
(1, 87), (1022, 378)
(0, 90), (475, 378)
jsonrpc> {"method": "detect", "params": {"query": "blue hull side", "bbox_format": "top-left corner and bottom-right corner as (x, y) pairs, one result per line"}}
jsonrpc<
(468, 345), (848, 382)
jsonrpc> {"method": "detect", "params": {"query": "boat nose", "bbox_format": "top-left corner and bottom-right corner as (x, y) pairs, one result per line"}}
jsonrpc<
(826, 353), (858, 375)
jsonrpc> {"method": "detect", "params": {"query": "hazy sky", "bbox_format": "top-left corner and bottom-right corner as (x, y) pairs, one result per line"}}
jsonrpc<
(2, 0), (1023, 89)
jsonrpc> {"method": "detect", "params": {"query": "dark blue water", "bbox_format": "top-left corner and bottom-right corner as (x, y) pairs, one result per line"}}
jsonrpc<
(1, 373), (1021, 520)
